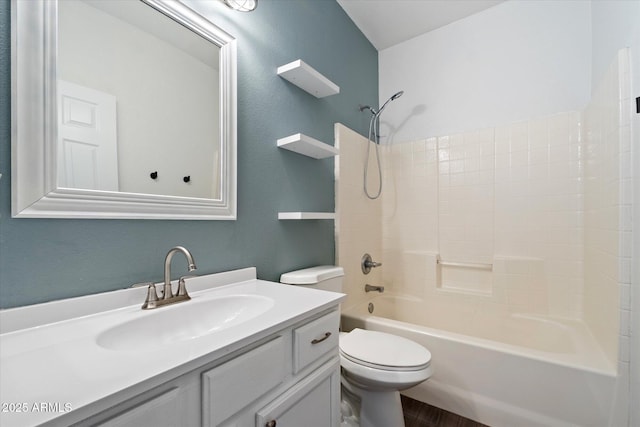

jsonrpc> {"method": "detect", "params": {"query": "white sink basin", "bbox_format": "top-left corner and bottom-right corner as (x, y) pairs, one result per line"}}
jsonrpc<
(97, 294), (275, 351)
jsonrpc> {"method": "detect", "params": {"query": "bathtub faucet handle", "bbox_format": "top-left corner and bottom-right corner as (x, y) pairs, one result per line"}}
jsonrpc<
(365, 284), (384, 293)
(361, 253), (382, 274)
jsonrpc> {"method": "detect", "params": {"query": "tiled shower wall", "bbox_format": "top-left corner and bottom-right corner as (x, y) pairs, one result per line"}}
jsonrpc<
(380, 111), (584, 318)
(583, 48), (632, 411)
(335, 123), (383, 310)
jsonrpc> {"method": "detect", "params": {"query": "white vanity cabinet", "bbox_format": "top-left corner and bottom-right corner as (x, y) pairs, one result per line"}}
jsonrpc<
(203, 309), (341, 427)
(0, 270), (346, 427)
(79, 309), (341, 427)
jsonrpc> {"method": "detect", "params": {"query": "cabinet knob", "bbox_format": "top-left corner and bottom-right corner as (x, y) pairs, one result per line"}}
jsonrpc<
(265, 420), (277, 427)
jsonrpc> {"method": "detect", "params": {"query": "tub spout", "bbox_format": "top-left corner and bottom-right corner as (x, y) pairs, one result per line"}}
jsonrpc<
(365, 284), (384, 293)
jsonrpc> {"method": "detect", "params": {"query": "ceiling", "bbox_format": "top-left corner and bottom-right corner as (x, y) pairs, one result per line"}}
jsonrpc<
(336, 0), (505, 50)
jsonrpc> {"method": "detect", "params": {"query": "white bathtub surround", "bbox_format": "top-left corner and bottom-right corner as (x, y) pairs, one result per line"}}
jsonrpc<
(334, 123), (383, 308)
(583, 48), (634, 427)
(334, 49), (631, 426)
(584, 48), (633, 366)
(375, 112), (585, 319)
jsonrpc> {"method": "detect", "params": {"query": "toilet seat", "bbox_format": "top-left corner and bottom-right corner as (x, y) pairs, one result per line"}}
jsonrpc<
(339, 328), (431, 371)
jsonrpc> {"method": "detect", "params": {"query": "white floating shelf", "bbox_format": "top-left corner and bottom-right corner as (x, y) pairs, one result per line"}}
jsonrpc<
(277, 60), (340, 98)
(278, 212), (336, 220)
(277, 133), (338, 159)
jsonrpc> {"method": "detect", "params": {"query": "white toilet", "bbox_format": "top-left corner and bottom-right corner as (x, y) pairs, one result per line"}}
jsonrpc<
(280, 266), (432, 427)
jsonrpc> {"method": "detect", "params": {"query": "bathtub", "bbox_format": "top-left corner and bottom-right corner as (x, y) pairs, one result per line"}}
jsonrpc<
(341, 295), (617, 427)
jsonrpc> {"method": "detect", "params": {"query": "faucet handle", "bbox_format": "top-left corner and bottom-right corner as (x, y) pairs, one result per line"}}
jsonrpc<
(176, 276), (191, 299)
(141, 283), (159, 310)
(361, 253), (382, 274)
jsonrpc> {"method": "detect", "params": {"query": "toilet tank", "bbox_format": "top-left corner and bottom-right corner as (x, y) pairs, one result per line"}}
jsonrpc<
(280, 266), (344, 293)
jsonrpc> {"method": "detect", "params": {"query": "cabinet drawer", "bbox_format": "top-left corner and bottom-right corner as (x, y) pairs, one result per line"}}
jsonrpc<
(293, 310), (340, 373)
(202, 336), (286, 426)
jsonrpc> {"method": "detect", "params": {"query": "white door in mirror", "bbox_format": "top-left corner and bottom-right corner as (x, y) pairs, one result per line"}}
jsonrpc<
(58, 80), (119, 191)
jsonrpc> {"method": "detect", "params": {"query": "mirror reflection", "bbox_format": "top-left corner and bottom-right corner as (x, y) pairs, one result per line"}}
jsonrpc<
(57, 0), (221, 199)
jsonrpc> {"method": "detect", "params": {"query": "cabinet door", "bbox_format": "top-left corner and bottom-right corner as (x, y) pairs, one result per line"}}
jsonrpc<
(95, 387), (194, 427)
(256, 358), (340, 427)
(203, 336), (287, 426)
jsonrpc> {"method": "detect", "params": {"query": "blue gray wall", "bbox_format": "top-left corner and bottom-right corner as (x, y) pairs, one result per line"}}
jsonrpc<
(0, 0), (378, 308)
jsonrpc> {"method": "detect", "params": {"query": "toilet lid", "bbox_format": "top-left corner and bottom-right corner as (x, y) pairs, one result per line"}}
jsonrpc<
(339, 329), (431, 371)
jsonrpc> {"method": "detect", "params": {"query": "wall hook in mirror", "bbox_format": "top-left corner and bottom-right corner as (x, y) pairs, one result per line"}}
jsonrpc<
(222, 0), (258, 12)
(183, 176), (191, 183)
(150, 171), (158, 180)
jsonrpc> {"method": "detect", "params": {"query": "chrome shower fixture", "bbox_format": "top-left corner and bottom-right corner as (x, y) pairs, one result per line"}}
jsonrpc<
(376, 90), (404, 117)
(361, 90), (404, 199)
(359, 91), (404, 117)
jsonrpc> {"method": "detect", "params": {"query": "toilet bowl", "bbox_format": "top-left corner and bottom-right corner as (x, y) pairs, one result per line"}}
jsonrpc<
(280, 266), (432, 427)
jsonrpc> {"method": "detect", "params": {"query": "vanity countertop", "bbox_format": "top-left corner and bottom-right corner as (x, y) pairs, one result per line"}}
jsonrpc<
(0, 268), (345, 426)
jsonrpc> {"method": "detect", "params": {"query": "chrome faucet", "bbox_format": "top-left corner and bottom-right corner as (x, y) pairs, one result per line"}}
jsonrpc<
(142, 246), (197, 309)
(365, 284), (384, 293)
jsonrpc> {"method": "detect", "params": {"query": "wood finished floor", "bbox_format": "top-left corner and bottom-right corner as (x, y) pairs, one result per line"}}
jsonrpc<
(402, 396), (489, 427)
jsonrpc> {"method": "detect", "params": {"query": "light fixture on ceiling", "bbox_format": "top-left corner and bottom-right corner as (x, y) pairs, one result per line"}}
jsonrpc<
(222, 0), (257, 12)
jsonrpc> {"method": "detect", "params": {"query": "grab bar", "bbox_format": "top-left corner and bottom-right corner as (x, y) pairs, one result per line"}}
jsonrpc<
(436, 259), (493, 271)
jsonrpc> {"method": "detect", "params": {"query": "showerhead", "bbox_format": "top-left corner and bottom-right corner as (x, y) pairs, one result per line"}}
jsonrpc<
(359, 91), (404, 116)
(391, 90), (404, 100)
(376, 90), (404, 116)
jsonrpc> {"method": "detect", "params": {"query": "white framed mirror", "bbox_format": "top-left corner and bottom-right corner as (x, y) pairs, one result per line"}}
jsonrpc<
(11, 0), (237, 219)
